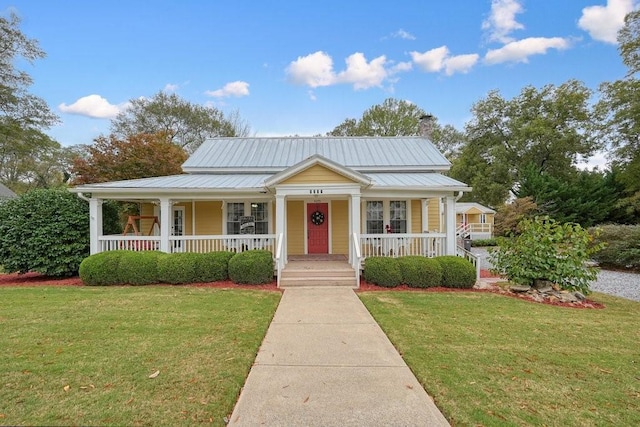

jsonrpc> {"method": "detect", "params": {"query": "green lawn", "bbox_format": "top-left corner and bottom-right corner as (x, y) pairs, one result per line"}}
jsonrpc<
(0, 286), (281, 426)
(360, 291), (640, 426)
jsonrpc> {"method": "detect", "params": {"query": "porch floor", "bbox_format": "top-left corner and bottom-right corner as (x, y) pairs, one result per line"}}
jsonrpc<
(281, 255), (356, 288)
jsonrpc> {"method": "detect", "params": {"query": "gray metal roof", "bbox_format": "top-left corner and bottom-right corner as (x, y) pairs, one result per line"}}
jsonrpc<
(73, 172), (468, 193)
(456, 202), (496, 214)
(0, 182), (17, 199)
(182, 137), (450, 173)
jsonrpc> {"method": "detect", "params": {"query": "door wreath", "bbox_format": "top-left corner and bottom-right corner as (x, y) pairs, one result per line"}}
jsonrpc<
(310, 210), (325, 226)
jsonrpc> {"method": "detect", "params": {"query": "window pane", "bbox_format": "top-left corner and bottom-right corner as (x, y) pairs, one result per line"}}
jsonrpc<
(390, 201), (407, 233)
(227, 203), (244, 235)
(251, 202), (268, 234)
(366, 201), (384, 234)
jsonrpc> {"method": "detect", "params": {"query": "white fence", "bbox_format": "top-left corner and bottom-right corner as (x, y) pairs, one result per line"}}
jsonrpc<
(99, 234), (277, 254)
(359, 233), (447, 259)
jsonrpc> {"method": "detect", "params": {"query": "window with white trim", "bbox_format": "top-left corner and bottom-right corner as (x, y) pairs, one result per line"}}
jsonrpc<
(226, 201), (270, 235)
(480, 213), (487, 224)
(389, 200), (407, 233)
(366, 201), (384, 234)
(226, 202), (244, 235)
(365, 200), (410, 234)
(251, 202), (269, 234)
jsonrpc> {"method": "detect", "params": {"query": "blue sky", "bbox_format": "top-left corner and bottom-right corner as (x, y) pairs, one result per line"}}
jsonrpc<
(7, 0), (638, 158)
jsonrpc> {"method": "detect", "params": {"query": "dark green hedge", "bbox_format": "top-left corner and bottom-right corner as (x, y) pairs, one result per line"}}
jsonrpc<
(397, 256), (443, 288)
(363, 257), (402, 288)
(435, 256), (477, 289)
(118, 251), (164, 285)
(193, 251), (235, 282)
(228, 250), (274, 284)
(591, 224), (640, 271)
(157, 252), (198, 284)
(79, 250), (129, 286)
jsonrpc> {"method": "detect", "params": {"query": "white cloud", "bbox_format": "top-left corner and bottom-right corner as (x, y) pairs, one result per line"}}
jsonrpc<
(482, 0), (525, 43)
(444, 53), (480, 75)
(205, 81), (250, 98)
(411, 46), (479, 75)
(389, 61), (413, 74)
(286, 51), (393, 90)
(163, 83), (179, 92)
(484, 37), (571, 64)
(578, 0), (635, 44)
(336, 53), (388, 89)
(391, 29), (416, 40)
(58, 94), (123, 119)
(286, 51), (336, 88)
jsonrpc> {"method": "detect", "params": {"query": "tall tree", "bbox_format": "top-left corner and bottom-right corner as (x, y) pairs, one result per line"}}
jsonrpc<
(618, 9), (640, 76)
(326, 98), (465, 160)
(454, 80), (598, 206)
(110, 91), (250, 153)
(70, 132), (188, 185)
(0, 12), (59, 192)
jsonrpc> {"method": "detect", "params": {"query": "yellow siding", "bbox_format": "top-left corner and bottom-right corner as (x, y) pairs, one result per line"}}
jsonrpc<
(331, 200), (348, 254)
(411, 200), (422, 233)
(428, 198), (440, 232)
(281, 164), (355, 184)
(287, 200), (305, 255)
(194, 201), (222, 235)
(138, 203), (158, 235)
(487, 213), (495, 225)
(467, 213), (480, 224)
(466, 207), (483, 215)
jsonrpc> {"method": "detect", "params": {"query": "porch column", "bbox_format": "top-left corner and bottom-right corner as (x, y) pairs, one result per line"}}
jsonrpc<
(349, 193), (361, 264)
(159, 197), (171, 253)
(445, 196), (457, 255)
(421, 198), (429, 232)
(275, 194), (286, 262)
(89, 198), (103, 255)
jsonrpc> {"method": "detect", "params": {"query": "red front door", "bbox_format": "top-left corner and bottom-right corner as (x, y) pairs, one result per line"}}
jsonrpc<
(307, 203), (329, 254)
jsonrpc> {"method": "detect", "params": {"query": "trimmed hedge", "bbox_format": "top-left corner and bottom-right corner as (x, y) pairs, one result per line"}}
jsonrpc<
(435, 256), (476, 289)
(471, 238), (497, 247)
(363, 257), (402, 288)
(192, 251), (235, 283)
(79, 250), (129, 286)
(397, 256), (443, 288)
(228, 250), (274, 284)
(118, 251), (164, 285)
(157, 252), (198, 284)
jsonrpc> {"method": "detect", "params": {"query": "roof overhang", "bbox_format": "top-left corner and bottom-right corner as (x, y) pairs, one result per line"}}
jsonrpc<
(264, 154), (372, 188)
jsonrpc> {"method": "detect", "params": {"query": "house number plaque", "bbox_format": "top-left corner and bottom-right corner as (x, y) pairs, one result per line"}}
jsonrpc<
(309, 189), (323, 194)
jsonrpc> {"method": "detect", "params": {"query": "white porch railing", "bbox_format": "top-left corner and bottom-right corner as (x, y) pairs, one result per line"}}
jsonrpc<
(99, 235), (161, 252)
(359, 233), (447, 259)
(457, 245), (481, 282)
(275, 233), (284, 288)
(352, 232), (362, 284)
(99, 234), (277, 254)
(457, 223), (493, 238)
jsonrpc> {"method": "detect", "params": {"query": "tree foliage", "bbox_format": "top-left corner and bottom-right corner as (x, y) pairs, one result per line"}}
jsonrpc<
(110, 91), (250, 153)
(490, 216), (604, 295)
(455, 81), (598, 206)
(618, 9), (640, 76)
(70, 132), (188, 185)
(0, 189), (89, 277)
(493, 197), (539, 237)
(326, 98), (465, 159)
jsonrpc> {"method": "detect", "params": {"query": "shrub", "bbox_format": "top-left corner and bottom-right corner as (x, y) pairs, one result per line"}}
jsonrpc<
(590, 224), (640, 271)
(490, 216), (604, 294)
(228, 250), (274, 284)
(471, 238), (497, 247)
(0, 188), (89, 277)
(397, 256), (443, 288)
(192, 251), (235, 282)
(435, 256), (476, 289)
(118, 251), (163, 285)
(363, 257), (402, 288)
(79, 251), (128, 286)
(157, 252), (198, 284)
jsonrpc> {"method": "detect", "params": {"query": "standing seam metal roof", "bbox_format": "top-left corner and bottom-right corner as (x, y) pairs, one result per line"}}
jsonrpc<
(182, 137), (450, 171)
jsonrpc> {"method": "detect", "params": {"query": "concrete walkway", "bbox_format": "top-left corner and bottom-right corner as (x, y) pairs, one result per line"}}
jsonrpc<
(228, 287), (449, 426)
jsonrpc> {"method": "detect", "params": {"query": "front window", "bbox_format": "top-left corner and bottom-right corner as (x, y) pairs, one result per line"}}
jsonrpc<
(251, 202), (269, 234)
(389, 201), (407, 233)
(366, 201), (384, 234)
(226, 202), (244, 235)
(227, 202), (270, 235)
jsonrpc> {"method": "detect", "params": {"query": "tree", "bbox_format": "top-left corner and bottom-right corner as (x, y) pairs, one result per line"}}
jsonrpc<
(0, 189), (90, 277)
(457, 80), (598, 206)
(70, 132), (188, 185)
(618, 9), (640, 76)
(326, 98), (465, 160)
(110, 91), (250, 153)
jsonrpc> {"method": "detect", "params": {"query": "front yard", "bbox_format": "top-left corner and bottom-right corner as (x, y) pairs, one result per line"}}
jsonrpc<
(360, 291), (640, 426)
(0, 286), (280, 426)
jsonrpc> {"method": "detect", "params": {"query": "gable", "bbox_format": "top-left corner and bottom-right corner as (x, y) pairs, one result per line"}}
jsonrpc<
(280, 164), (357, 185)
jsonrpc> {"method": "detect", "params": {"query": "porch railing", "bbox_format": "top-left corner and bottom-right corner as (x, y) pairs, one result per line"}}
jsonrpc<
(457, 223), (493, 237)
(99, 235), (161, 252)
(275, 233), (284, 288)
(457, 245), (481, 282)
(359, 233), (447, 259)
(352, 232), (362, 284)
(99, 234), (277, 255)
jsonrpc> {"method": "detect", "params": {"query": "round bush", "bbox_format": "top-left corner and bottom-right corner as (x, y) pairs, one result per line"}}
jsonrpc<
(363, 257), (402, 288)
(228, 250), (274, 284)
(192, 251), (235, 282)
(118, 251), (163, 285)
(157, 252), (198, 284)
(79, 251), (129, 286)
(434, 256), (476, 289)
(397, 256), (443, 288)
(0, 188), (89, 277)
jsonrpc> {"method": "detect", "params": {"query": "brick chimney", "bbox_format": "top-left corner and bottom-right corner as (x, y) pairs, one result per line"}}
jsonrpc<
(419, 114), (435, 139)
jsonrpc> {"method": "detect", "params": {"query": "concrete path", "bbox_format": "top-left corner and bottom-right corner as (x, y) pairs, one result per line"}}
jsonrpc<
(228, 287), (449, 427)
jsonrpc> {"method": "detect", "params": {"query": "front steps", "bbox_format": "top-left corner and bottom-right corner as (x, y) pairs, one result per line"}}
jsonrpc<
(279, 260), (358, 288)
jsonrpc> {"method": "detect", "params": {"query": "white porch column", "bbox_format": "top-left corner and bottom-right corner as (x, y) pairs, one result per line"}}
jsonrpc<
(349, 193), (361, 264)
(445, 195), (457, 255)
(159, 197), (171, 253)
(89, 198), (103, 255)
(275, 194), (286, 263)
(421, 198), (429, 232)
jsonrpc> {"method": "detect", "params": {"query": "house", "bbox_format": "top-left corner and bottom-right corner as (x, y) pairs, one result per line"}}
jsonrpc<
(0, 182), (17, 200)
(71, 137), (473, 285)
(456, 202), (496, 240)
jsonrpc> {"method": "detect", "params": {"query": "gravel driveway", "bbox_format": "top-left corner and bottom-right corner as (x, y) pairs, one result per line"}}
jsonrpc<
(471, 247), (640, 302)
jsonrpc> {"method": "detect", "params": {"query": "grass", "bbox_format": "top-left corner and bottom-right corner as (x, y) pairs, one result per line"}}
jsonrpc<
(359, 291), (640, 426)
(0, 286), (281, 426)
